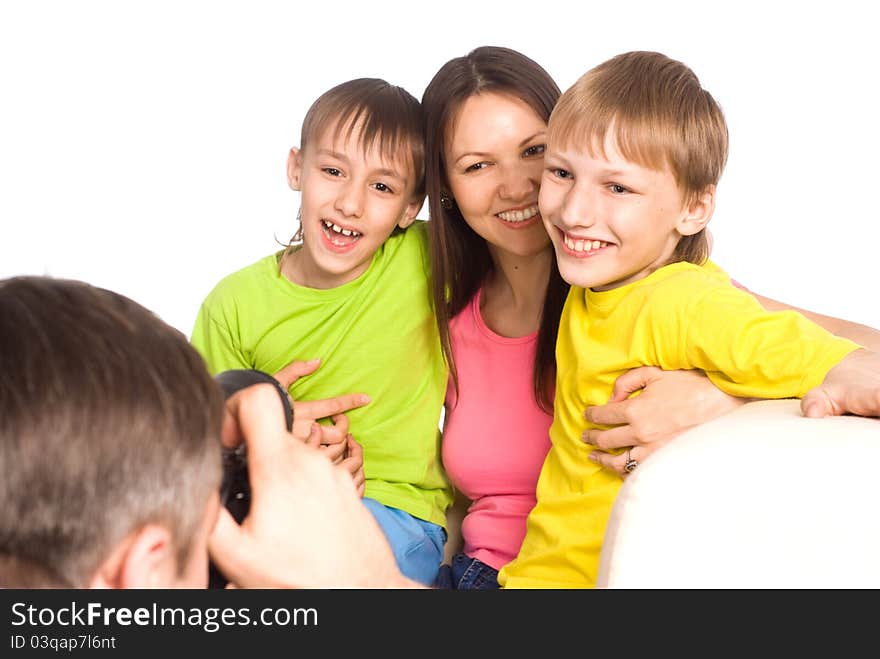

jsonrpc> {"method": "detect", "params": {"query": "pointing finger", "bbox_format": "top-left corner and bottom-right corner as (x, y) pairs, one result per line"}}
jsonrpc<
(293, 393), (371, 422)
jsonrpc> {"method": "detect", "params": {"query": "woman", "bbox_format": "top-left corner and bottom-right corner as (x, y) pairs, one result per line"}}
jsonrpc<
(423, 46), (880, 589)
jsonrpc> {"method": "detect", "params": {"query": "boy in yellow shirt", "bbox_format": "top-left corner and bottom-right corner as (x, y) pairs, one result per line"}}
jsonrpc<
(499, 51), (880, 588)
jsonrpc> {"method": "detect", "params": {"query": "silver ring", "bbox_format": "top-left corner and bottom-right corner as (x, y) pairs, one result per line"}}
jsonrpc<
(624, 448), (639, 474)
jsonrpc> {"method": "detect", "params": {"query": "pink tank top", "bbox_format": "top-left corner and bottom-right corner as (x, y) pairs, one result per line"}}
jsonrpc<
(442, 289), (553, 570)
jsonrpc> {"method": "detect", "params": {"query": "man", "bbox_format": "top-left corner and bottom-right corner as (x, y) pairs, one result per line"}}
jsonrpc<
(0, 275), (417, 588)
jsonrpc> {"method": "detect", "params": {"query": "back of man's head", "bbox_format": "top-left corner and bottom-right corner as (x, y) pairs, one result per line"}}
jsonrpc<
(0, 276), (223, 587)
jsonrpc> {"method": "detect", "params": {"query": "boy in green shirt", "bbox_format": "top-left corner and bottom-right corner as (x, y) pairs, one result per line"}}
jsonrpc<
(191, 78), (450, 585)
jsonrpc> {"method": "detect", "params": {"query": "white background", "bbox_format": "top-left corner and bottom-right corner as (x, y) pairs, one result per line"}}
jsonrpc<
(2, 1), (877, 335)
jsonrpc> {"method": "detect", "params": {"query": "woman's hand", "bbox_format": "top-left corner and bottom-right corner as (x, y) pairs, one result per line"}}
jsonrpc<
(273, 358), (370, 464)
(583, 366), (745, 477)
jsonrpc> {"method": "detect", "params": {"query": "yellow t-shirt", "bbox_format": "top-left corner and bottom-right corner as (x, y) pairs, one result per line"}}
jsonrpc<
(499, 261), (860, 588)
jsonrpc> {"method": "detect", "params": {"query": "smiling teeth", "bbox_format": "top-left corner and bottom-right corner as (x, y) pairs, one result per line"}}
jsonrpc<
(497, 206), (539, 223)
(563, 236), (608, 252)
(322, 219), (361, 238)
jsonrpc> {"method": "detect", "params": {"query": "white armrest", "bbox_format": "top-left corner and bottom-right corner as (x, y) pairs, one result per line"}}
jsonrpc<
(597, 399), (880, 588)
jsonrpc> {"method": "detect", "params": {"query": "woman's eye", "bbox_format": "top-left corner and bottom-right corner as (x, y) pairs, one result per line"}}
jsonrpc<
(523, 144), (546, 157)
(464, 162), (488, 173)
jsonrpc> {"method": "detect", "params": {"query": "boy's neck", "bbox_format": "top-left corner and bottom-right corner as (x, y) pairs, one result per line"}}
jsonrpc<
(588, 242), (685, 292)
(279, 248), (368, 290)
(588, 259), (689, 294)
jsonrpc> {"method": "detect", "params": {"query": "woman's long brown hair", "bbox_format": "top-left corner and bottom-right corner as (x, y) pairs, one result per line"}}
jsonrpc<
(421, 46), (567, 413)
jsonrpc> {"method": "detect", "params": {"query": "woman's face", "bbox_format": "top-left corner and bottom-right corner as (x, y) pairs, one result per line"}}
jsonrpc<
(444, 92), (552, 259)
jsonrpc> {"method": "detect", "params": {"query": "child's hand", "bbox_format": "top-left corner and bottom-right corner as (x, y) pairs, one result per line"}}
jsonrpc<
(302, 414), (353, 465)
(339, 435), (366, 497)
(802, 348), (880, 418)
(272, 358), (370, 454)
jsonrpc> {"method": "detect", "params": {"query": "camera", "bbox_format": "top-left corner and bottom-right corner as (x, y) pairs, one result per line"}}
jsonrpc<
(209, 369), (293, 588)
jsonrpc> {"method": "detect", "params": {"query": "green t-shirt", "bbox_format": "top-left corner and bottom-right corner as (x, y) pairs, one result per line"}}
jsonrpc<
(191, 221), (451, 527)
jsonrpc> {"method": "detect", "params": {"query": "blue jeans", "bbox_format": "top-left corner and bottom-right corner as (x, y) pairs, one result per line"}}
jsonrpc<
(433, 552), (500, 590)
(362, 497), (446, 586)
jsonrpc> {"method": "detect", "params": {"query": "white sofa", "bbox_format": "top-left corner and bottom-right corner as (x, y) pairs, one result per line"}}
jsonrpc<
(596, 399), (880, 588)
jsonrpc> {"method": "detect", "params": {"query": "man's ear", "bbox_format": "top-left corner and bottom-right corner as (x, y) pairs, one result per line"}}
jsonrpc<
(397, 195), (425, 230)
(287, 147), (303, 192)
(88, 525), (176, 589)
(676, 185), (715, 237)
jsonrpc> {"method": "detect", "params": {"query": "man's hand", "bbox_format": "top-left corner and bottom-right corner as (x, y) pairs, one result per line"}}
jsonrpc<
(209, 384), (420, 588)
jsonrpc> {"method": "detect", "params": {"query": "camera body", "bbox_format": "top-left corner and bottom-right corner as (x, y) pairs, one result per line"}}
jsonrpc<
(209, 369), (293, 588)
(219, 443), (251, 525)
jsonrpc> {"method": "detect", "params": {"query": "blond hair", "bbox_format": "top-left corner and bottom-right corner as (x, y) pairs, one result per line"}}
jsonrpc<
(549, 51), (728, 264)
